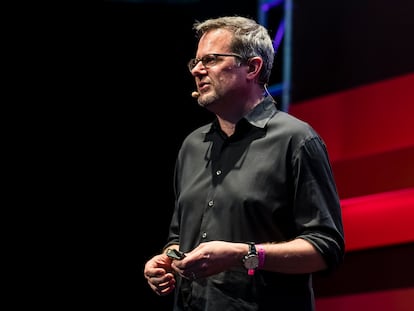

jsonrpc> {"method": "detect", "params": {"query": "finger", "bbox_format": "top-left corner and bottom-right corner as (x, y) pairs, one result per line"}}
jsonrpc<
(149, 277), (176, 296)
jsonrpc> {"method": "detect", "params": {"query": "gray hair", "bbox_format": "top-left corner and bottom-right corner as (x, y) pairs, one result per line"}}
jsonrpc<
(193, 16), (275, 84)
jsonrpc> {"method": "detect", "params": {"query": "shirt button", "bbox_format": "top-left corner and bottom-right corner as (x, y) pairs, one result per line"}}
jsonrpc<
(208, 200), (214, 207)
(216, 170), (222, 175)
(202, 232), (207, 239)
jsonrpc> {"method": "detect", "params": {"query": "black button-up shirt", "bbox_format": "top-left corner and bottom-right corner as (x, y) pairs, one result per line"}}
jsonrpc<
(166, 96), (345, 311)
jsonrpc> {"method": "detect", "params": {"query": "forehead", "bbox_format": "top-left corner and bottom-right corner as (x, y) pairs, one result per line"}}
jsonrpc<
(197, 29), (233, 53)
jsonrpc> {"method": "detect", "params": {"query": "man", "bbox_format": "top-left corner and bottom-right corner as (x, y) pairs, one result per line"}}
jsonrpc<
(144, 16), (345, 311)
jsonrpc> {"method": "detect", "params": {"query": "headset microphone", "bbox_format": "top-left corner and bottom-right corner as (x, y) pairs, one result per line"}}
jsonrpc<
(191, 91), (200, 98)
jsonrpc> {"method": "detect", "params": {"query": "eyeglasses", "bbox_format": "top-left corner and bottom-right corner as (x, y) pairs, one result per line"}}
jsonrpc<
(187, 53), (243, 72)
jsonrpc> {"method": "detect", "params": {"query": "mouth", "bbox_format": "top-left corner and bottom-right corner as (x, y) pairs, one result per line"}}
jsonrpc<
(198, 82), (210, 93)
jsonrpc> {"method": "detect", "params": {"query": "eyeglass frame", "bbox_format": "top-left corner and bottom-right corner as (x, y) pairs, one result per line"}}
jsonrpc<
(187, 53), (245, 72)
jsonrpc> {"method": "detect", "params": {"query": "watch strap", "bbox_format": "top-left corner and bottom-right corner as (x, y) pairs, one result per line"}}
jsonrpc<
(247, 242), (257, 255)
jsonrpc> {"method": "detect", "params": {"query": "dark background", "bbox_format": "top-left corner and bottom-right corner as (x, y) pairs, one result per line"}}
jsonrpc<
(102, 1), (414, 309)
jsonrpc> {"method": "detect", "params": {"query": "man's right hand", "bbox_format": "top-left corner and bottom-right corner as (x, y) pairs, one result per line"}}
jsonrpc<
(144, 253), (176, 296)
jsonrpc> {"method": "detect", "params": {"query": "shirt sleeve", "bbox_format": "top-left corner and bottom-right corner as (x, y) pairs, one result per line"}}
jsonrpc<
(292, 135), (345, 273)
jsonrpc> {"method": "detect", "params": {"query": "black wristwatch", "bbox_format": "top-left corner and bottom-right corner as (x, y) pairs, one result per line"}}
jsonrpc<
(242, 242), (259, 275)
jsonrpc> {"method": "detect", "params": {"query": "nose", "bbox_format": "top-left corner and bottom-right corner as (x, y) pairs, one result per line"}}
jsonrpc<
(190, 62), (207, 76)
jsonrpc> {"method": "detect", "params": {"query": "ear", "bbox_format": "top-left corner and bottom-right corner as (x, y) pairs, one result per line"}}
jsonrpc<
(246, 57), (263, 81)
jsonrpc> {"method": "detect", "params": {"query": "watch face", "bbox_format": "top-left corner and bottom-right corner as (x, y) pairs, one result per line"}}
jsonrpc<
(244, 255), (259, 269)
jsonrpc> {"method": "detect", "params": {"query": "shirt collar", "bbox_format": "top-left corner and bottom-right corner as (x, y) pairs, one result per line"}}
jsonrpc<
(206, 96), (278, 134)
(244, 96), (278, 129)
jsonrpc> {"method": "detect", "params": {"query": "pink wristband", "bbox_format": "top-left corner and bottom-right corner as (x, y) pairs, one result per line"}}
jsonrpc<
(257, 244), (265, 269)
